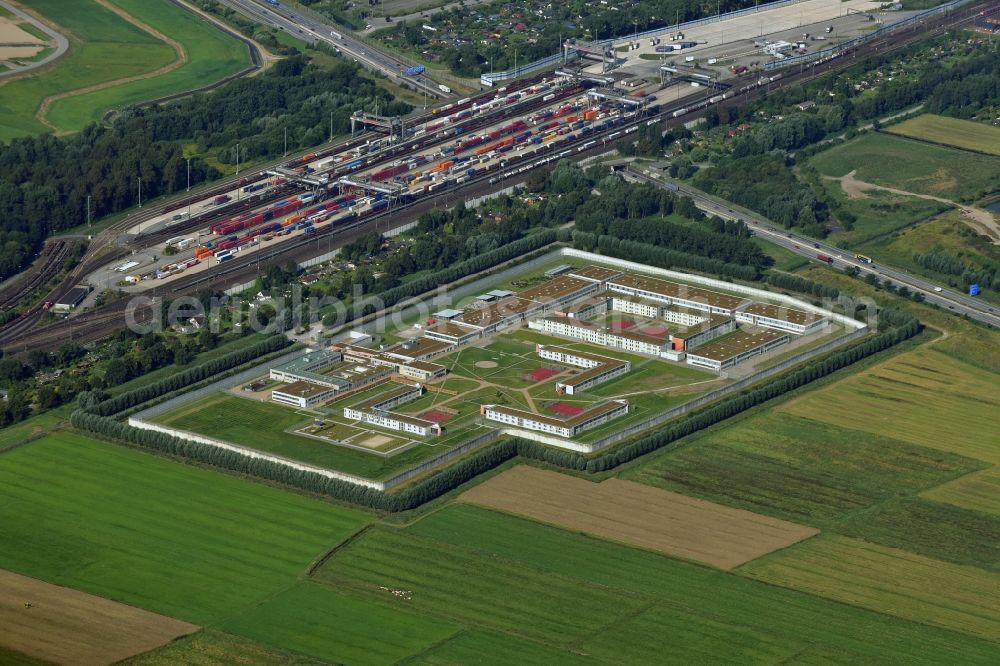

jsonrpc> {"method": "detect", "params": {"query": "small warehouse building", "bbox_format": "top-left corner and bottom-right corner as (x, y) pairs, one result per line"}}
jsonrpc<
(53, 286), (90, 313)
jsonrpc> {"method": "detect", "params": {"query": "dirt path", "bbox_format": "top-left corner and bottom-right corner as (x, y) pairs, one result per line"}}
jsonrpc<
(34, 0), (188, 133)
(832, 170), (1000, 243)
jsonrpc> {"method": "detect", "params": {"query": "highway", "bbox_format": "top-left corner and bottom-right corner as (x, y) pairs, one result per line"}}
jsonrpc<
(220, 0), (445, 100)
(626, 168), (1000, 329)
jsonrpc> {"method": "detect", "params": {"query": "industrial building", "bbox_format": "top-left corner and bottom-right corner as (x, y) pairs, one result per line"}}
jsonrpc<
(343, 384), (442, 437)
(536, 344), (631, 395)
(481, 400), (629, 438)
(53, 285), (90, 312)
(734, 303), (828, 335)
(685, 330), (790, 371)
(569, 265), (624, 285)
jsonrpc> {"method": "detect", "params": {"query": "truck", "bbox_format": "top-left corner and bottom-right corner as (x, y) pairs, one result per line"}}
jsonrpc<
(213, 195), (231, 205)
(330, 31), (343, 40)
(405, 65), (425, 75)
(817, 253), (834, 264)
(855, 254), (873, 264)
(438, 84), (452, 94)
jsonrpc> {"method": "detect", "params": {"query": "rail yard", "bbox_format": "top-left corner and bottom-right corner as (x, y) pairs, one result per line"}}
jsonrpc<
(0, 0), (989, 352)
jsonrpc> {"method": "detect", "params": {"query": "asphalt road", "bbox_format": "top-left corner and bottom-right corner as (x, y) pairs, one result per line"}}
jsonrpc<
(0, 0), (68, 79)
(221, 0), (444, 99)
(626, 168), (1000, 329)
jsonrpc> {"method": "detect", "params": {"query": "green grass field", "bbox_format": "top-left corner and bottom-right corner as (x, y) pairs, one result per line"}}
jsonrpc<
(739, 534), (1000, 641)
(0, 0), (248, 140)
(922, 467), (1000, 516)
(781, 349), (1000, 463)
(885, 114), (1000, 156)
(626, 411), (982, 524)
(822, 180), (951, 246)
(312, 504), (1000, 664)
(219, 581), (460, 666)
(810, 132), (1000, 203)
(150, 391), (457, 478)
(121, 629), (328, 665)
(0, 432), (369, 625)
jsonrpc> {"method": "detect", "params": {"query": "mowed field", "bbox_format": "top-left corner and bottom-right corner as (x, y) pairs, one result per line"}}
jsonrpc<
(809, 131), (1000, 202)
(460, 465), (818, 569)
(312, 504), (1000, 664)
(0, 569), (197, 666)
(922, 467), (1000, 516)
(0, 432), (369, 625)
(885, 114), (1000, 156)
(739, 534), (1000, 641)
(779, 349), (1000, 463)
(0, 0), (248, 139)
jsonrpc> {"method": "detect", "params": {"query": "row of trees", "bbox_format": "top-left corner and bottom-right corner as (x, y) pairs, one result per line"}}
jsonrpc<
(572, 233), (761, 282)
(85, 333), (289, 417)
(913, 249), (996, 292)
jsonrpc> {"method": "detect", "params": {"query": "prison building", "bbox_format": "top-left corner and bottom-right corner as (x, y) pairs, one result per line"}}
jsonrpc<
(343, 384), (442, 437)
(481, 400), (629, 438)
(270, 381), (338, 409)
(529, 316), (671, 358)
(607, 274), (749, 316)
(734, 302), (829, 335)
(537, 344), (630, 395)
(269, 349), (344, 385)
(611, 295), (664, 319)
(666, 309), (737, 351)
(568, 264), (625, 286)
(453, 297), (543, 335)
(518, 274), (601, 310)
(425, 320), (484, 345)
(336, 341), (449, 382)
(564, 296), (610, 320)
(685, 330), (790, 371)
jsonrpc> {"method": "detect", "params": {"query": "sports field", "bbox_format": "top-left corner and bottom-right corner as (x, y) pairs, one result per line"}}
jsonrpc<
(460, 466), (818, 569)
(0, 0), (248, 140)
(313, 504), (999, 664)
(739, 534), (1000, 641)
(810, 132), (1000, 203)
(885, 114), (1000, 156)
(0, 432), (369, 625)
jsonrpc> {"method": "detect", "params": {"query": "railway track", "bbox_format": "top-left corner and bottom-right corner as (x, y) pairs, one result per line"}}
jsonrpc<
(2, 3), (987, 353)
(0, 241), (71, 311)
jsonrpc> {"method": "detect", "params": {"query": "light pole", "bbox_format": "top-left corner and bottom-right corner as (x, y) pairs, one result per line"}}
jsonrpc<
(284, 127), (288, 157)
(329, 111), (334, 142)
(186, 158), (191, 192)
(137, 177), (141, 209)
